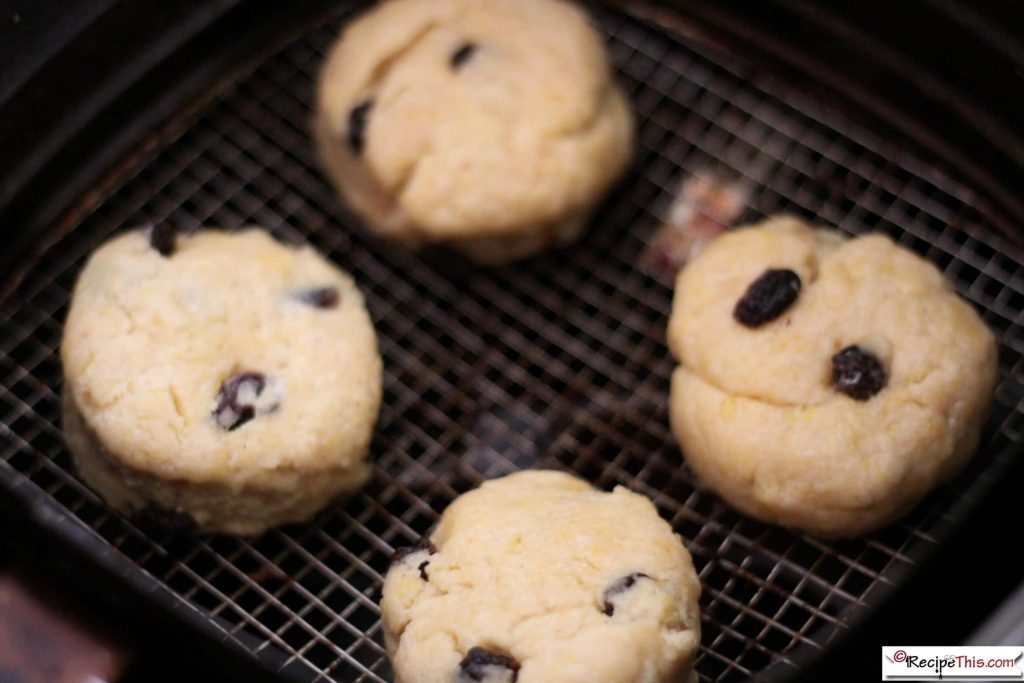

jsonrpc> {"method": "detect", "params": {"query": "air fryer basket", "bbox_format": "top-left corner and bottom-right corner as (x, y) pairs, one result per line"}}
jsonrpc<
(1, 2), (1022, 682)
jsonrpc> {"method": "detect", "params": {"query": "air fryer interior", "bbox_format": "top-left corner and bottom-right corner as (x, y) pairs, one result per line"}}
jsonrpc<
(0, 2), (1022, 682)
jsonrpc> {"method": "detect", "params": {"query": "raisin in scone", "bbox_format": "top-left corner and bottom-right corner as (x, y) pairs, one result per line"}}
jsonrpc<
(667, 215), (998, 538)
(61, 226), (382, 535)
(314, 0), (634, 265)
(381, 470), (701, 683)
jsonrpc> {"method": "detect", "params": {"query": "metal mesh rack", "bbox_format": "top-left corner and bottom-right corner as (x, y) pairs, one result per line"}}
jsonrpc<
(2, 2), (1023, 682)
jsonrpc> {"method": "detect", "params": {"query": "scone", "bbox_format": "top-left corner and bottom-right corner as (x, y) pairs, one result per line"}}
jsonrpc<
(314, 0), (634, 265)
(61, 226), (382, 535)
(381, 470), (701, 683)
(667, 215), (998, 538)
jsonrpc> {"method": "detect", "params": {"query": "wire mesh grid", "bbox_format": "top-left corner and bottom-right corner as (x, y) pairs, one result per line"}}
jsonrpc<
(2, 2), (1023, 682)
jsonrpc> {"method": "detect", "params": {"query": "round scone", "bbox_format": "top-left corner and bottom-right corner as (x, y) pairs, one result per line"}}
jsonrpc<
(314, 0), (634, 265)
(61, 226), (382, 535)
(381, 470), (701, 683)
(667, 215), (998, 538)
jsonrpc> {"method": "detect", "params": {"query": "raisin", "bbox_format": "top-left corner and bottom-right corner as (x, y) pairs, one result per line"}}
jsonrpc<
(733, 268), (802, 327)
(458, 647), (520, 683)
(831, 345), (886, 400)
(450, 42), (478, 69)
(347, 99), (374, 154)
(134, 502), (197, 534)
(296, 286), (340, 309)
(602, 572), (651, 616)
(214, 371), (269, 431)
(392, 538), (437, 581)
(149, 224), (176, 257)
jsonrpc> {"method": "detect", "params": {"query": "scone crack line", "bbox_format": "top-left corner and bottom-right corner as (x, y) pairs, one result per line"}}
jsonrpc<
(66, 349), (97, 389)
(367, 22), (441, 88)
(568, 552), (601, 576)
(392, 147), (432, 211)
(346, 21), (442, 136)
(406, 585), (653, 642)
(680, 343), (950, 412)
(76, 379), (128, 412)
(350, 24), (612, 167)
(679, 366), (823, 410)
(110, 296), (140, 336)
(552, 80), (620, 141)
(167, 386), (188, 439)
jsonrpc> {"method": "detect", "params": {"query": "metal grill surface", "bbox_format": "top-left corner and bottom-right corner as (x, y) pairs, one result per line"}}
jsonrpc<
(2, 3), (1023, 682)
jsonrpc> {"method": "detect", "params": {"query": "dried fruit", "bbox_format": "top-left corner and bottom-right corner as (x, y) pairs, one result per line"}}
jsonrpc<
(831, 345), (887, 400)
(391, 537), (437, 564)
(458, 647), (520, 683)
(451, 42), (478, 69)
(214, 372), (271, 431)
(296, 286), (340, 309)
(149, 224), (176, 257)
(393, 538), (437, 579)
(733, 268), (801, 327)
(602, 572), (651, 616)
(347, 99), (374, 154)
